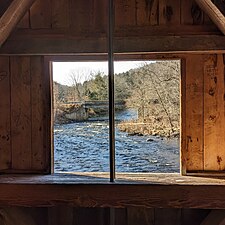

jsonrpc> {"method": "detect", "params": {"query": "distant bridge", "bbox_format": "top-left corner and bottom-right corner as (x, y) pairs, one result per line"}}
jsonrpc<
(66, 100), (125, 109)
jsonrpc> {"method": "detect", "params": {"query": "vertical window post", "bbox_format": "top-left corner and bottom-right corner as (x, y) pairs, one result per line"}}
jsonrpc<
(108, 0), (115, 182)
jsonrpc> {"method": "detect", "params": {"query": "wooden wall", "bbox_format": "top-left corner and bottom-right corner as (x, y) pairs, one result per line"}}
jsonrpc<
(1, 0), (225, 55)
(0, 0), (224, 223)
(0, 56), (50, 173)
(182, 54), (225, 173)
(0, 53), (224, 174)
(0, 207), (211, 225)
(15, 0), (219, 33)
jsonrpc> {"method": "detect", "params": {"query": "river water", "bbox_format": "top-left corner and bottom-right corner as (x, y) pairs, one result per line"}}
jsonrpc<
(54, 110), (180, 173)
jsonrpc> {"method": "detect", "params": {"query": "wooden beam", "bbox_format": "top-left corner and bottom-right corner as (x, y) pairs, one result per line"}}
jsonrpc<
(195, 0), (225, 35)
(0, 173), (225, 208)
(0, 34), (225, 55)
(0, 0), (36, 47)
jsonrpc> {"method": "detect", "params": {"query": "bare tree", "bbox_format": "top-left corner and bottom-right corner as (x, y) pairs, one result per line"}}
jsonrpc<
(68, 69), (92, 102)
(126, 60), (180, 134)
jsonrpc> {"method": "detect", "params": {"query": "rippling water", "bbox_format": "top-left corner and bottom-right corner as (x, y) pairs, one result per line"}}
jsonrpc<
(54, 110), (180, 173)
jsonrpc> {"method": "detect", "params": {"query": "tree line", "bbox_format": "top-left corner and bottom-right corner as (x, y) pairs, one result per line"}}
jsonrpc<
(54, 60), (180, 132)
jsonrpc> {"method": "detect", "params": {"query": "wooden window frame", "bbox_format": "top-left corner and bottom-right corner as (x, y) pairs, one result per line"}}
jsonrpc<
(46, 53), (184, 176)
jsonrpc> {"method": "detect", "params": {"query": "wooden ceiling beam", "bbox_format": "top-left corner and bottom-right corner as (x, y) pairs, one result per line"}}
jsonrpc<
(0, 0), (36, 47)
(195, 0), (225, 35)
(0, 34), (225, 55)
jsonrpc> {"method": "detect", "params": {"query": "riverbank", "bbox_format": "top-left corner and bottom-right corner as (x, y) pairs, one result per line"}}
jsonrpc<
(55, 105), (179, 138)
(117, 121), (179, 138)
(54, 102), (126, 124)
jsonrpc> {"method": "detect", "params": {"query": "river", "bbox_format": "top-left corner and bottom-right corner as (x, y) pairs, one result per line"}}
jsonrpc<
(54, 109), (180, 173)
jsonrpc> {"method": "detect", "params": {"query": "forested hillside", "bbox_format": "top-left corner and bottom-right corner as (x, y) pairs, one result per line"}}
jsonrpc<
(54, 60), (180, 136)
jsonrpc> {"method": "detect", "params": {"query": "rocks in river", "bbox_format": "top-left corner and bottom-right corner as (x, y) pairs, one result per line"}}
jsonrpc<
(146, 138), (154, 142)
(117, 121), (180, 138)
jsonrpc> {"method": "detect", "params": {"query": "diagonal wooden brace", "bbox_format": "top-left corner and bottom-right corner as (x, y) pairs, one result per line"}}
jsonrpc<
(0, 0), (36, 47)
(195, 0), (225, 35)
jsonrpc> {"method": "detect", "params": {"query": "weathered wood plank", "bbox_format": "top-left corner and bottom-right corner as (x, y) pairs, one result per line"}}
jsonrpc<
(195, 0), (225, 35)
(1, 35), (225, 55)
(70, 0), (94, 33)
(214, 0), (225, 15)
(0, 57), (11, 170)
(93, 0), (107, 32)
(181, 209), (210, 225)
(17, 12), (30, 28)
(204, 54), (225, 171)
(44, 58), (52, 173)
(115, 0), (136, 27)
(136, 0), (159, 25)
(155, 209), (181, 225)
(51, 0), (70, 28)
(159, 0), (181, 25)
(2, 173), (225, 208)
(48, 206), (73, 225)
(4, 173), (225, 185)
(127, 207), (154, 225)
(11, 57), (32, 170)
(74, 208), (106, 225)
(185, 55), (204, 171)
(31, 57), (47, 171)
(181, 0), (204, 25)
(180, 58), (187, 174)
(115, 208), (127, 225)
(204, 13), (214, 25)
(0, 207), (37, 225)
(0, 0), (35, 46)
(30, 0), (51, 28)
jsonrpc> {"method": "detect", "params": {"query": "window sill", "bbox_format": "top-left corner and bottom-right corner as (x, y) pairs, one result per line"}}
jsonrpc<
(0, 173), (225, 208)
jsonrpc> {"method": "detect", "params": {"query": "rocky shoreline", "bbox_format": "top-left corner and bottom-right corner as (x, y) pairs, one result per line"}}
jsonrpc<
(117, 121), (179, 138)
(54, 104), (179, 138)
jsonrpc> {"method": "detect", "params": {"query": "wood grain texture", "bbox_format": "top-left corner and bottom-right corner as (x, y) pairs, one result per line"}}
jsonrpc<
(48, 206), (73, 225)
(127, 207), (154, 225)
(115, 208), (127, 225)
(0, 0), (35, 46)
(181, 209), (210, 225)
(115, 0), (136, 27)
(17, 12), (30, 28)
(180, 58), (187, 174)
(30, 0), (51, 28)
(0, 57), (11, 170)
(11, 57), (32, 170)
(44, 58), (52, 174)
(31, 57), (47, 171)
(185, 55), (204, 171)
(155, 209), (181, 225)
(73, 208), (107, 225)
(159, 0), (181, 25)
(70, 0), (94, 33)
(195, 0), (225, 35)
(2, 173), (225, 208)
(181, 0), (204, 25)
(51, 0), (70, 28)
(0, 207), (213, 225)
(136, 0), (159, 25)
(204, 54), (225, 171)
(93, 0), (107, 32)
(214, 0), (225, 15)
(1, 33), (225, 55)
